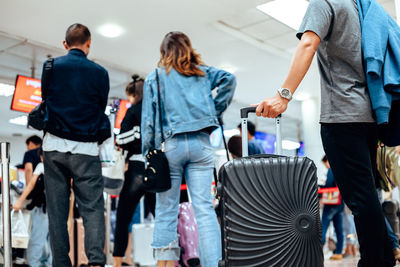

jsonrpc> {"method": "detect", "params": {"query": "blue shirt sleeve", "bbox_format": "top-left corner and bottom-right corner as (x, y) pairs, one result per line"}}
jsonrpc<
(22, 151), (32, 166)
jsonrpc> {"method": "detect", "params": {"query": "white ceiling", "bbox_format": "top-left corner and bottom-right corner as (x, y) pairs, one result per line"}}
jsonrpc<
(0, 0), (397, 145)
(219, 0), (397, 54)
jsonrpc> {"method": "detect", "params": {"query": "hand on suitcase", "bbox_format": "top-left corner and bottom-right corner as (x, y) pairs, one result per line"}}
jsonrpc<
(255, 93), (288, 118)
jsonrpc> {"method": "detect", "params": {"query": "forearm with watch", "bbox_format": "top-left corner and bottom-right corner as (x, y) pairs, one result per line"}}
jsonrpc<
(256, 31), (320, 118)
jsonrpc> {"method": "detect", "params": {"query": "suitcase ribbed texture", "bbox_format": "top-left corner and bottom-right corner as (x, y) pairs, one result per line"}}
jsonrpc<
(219, 156), (323, 267)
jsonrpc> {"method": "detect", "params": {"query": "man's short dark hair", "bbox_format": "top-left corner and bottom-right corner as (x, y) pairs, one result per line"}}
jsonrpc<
(238, 121), (256, 136)
(65, 23), (91, 46)
(26, 135), (42, 146)
(322, 155), (328, 163)
(228, 135), (242, 158)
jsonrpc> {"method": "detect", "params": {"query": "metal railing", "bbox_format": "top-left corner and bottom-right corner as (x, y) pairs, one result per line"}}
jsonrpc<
(1, 142), (11, 267)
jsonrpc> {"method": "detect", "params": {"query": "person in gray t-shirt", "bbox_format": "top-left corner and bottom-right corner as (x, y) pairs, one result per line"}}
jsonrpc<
(255, 0), (396, 266)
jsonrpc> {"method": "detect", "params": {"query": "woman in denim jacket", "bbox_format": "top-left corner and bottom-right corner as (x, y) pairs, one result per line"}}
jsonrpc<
(142, 31), (236, 267)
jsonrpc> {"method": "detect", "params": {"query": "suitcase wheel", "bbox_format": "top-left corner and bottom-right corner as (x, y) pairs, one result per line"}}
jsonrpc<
(295, 214), (314, 233)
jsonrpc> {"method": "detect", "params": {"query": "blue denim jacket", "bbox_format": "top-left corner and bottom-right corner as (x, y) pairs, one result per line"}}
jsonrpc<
(141, 65), (236, 156)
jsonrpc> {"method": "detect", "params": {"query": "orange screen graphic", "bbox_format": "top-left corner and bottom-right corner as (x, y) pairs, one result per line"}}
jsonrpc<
(11, 75), (42, 113)
(115, 99), (131, 129)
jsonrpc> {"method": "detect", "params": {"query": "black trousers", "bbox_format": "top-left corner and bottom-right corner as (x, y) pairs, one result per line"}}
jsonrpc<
(113, 160), (156, 257)
(321, 123), (395, 267)
(43, 151), (106, 267)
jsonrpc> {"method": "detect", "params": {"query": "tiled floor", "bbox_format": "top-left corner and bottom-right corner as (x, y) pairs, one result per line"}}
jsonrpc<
(324, 258), (358, 267)
(324, 258), (400, 266)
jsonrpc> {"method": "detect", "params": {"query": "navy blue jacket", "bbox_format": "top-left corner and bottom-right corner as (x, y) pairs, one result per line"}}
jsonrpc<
(42, 49), (111, 143)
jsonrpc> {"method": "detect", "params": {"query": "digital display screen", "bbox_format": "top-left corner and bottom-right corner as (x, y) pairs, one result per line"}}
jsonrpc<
(11, 75), (42, 113)
(115, 99), (131, 129)
(297, 141), (305, 157)
(254, 131), (276, 154)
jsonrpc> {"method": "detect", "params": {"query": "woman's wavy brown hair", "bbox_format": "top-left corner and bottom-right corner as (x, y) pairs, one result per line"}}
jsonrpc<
(158, 31), (205, 76)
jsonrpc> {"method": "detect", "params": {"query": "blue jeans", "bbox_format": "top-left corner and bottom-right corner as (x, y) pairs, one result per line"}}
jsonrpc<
(27, 207), (52, 267)
(152, 132), (221, 267)
(321, 205), (344, 255)
(342, 208), (357, 245)
(385, 218), (399, 250)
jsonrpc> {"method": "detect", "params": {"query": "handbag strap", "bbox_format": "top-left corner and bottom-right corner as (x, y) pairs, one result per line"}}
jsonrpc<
(155, 69), (165, 143)
(220, 121), (230, 162)
(213, 119), (230, 187)
(41, 58), (54, 101)
(218, 118), (231, 161)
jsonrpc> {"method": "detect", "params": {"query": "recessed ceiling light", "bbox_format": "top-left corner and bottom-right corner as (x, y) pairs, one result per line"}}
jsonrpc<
(0, 82), (15, 97)
(9, 115), (27, 126)
(257, 0), (309, 31)
(98, 23), (124, 38)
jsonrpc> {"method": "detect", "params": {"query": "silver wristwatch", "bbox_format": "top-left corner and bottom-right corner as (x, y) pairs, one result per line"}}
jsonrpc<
(277, 88), (292, 101)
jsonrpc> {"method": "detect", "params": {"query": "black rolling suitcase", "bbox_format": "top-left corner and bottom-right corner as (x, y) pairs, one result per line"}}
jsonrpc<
(217, 107), (323, 267)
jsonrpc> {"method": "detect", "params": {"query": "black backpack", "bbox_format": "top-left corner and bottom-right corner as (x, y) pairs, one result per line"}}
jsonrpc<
(26, 174), (46, 212)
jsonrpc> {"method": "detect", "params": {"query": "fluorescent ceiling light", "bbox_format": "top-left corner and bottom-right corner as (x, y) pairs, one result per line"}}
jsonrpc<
(98, 23), (124, 38)
(257, 0), (309, 31)
(0, 82), (15, 97)
(282, 139), (301, 150)
(9, 115), (27, 126)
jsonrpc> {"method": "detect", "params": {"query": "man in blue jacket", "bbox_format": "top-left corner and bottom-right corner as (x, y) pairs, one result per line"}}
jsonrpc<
(42, 23), (110, 267)
(255, 0), (395, 266)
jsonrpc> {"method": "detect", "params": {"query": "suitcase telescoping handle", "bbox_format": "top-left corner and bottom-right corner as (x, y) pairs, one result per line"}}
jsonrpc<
(240, 107), (282, 157)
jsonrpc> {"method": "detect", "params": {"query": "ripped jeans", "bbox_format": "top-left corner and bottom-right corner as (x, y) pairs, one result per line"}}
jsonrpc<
(152, 132), (221, 267)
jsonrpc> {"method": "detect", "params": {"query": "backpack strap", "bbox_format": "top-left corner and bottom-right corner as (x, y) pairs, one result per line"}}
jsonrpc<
(41, 58), (54, 101)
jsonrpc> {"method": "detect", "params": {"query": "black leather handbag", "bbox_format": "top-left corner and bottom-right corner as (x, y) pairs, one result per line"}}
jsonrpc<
(142, 69), (171, 193)
(28, 58), (53, 130)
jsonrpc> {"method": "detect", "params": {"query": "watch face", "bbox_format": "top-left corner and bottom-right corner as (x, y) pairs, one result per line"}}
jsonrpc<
(281, 88), (290, 97)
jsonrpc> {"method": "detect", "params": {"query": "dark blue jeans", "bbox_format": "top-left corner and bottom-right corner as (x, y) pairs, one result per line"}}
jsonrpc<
(385, 218), (399, 250)
(321, 205), (344, 254)
(43, 151), (106, 267)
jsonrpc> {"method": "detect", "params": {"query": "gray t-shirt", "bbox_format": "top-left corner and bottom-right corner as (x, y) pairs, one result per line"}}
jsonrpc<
(297, 0), (375, 123)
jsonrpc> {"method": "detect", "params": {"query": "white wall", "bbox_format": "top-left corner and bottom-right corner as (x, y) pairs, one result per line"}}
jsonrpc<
(0, 135), (32, 167)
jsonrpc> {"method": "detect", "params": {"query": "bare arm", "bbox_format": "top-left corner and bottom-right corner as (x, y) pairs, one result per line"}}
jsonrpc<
(24, 163), (33, 186)
(255, 31), (321, 118)
(13, 174), (39, 210)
